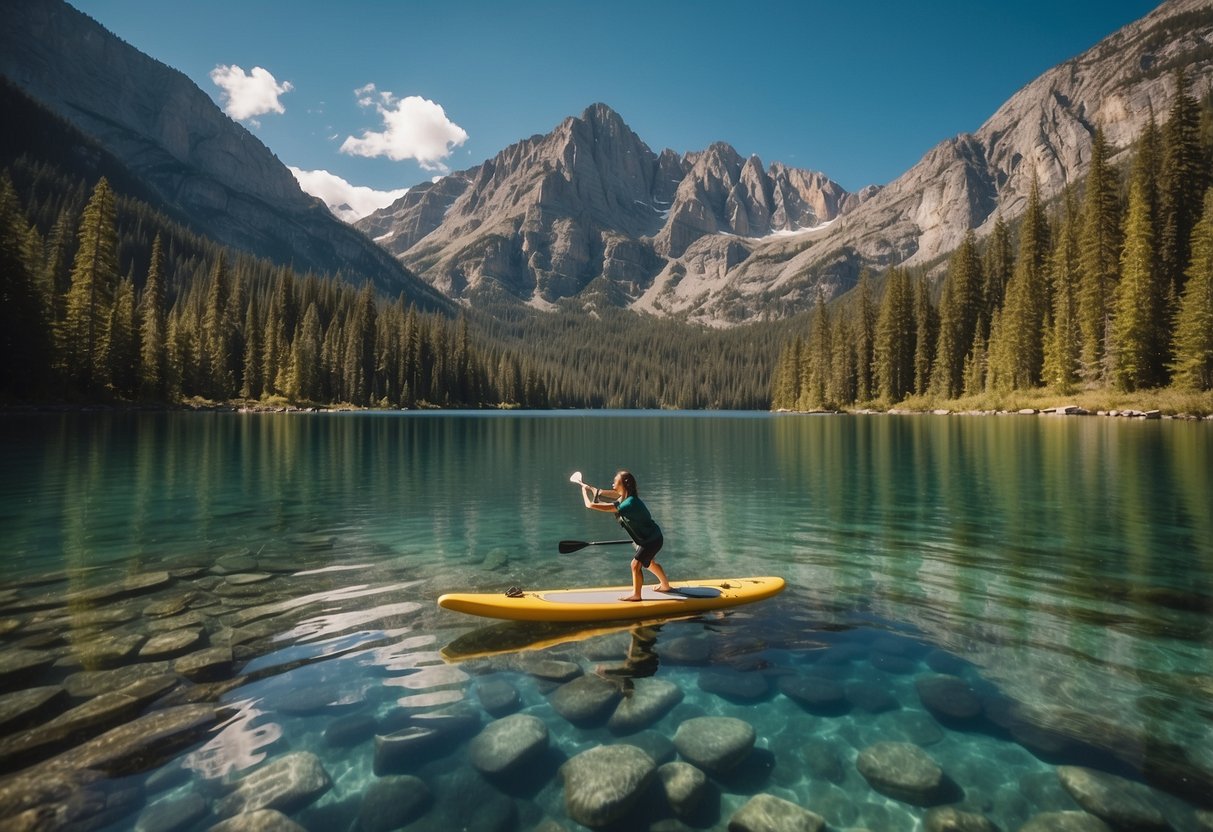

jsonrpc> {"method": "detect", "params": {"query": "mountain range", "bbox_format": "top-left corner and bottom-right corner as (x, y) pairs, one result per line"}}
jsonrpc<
(4, 0), (1213, 327)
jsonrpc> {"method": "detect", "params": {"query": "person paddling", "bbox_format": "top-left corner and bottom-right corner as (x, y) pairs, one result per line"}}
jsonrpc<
(580, 470), (673, 601)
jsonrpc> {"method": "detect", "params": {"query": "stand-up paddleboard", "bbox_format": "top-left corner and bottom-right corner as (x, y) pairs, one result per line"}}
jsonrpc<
(437, 576), (785, 623)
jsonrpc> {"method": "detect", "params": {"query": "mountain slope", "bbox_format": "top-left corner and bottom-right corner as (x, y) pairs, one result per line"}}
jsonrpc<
(360, 0), (1213, 325)
(0, 0), (447, 310)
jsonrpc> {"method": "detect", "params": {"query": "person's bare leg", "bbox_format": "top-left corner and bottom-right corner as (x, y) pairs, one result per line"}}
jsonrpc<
(620, 558), (644, 601)
(648, 562), (673, 592)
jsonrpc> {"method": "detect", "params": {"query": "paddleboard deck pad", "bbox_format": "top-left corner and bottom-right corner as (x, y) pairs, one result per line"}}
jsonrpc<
(437, 576), (785, 622)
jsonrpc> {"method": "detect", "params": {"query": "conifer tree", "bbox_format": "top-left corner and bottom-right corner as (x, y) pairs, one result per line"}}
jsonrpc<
(105, 276), (138, 397)
(854, 271), (877, 402)
(874, 269), (915, 402)
(1043, 186), (1083, 392)
(1113, 175), (1165, 390)
(828, 312), (856, 408)
(801, 292), (831, 409)
(931, 231), (982, 398)
(241, 300), (263, 400)
(770, 337), (803, 409)
(988, 175), (1050, 389)
(138, 233), (168, 400)
(981, 214), (1013, 338)
(202, 254), (235, 399)
(290, 303), (322, 402)
(1159, 67), (1204, 302)
(0, 172), (50, 397)
(62, 177), (118, 391)
(914, 275), (936, 396)
(1077, 129), (1122, 385)
(1170, 188), (1213, 390)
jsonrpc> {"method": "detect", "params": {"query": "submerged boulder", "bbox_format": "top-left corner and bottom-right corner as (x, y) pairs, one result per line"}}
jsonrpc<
(561, 744), (656, 827)
(215, 751), (332, 818)
(1056, 766), (1168, 831)
(673, 716), (755, 774)
(856, 741), (946, 806)
(729, 792), (825, 832)
(468, 714), (548, 776)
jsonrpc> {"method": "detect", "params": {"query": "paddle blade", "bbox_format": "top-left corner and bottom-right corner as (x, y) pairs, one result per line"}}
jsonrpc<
(569, 471), (583, 485)
(558, 540), (588, 554)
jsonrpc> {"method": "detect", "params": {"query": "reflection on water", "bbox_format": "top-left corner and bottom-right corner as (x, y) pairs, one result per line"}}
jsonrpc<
(0, 411), (1210, 830)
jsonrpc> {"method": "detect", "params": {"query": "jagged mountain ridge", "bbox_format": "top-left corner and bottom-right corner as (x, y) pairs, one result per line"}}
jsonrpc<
(361, 0), (1213, 325)
(0, 0), (447, 310)
(357, 104), (863, 315)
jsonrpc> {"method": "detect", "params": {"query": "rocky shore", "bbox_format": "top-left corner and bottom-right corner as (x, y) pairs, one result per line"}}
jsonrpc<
(1, 550), (1211, 832)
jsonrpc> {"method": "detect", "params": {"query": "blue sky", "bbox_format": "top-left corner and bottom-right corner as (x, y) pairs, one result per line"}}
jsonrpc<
(72, 0), (1160, 220)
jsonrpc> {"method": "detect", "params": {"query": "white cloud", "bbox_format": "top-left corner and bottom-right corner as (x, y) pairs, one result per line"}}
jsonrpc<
(341, 86), (468, 172)
(210, 64), (293, 122)
(290, 167), (408, 223)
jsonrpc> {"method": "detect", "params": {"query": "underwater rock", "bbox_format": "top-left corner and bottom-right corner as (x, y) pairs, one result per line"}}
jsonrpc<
(870, 651), (917, 674)
(0, 767), (113, 830)
(561, 743), (656, 828)
(672, 716), (755, 774)
(1056, 766), (1168, 831)
(550, 673), (623, 726)
(274, 684), (363, 716)
(323, 712), (377, 748)
(0, 673), (179, 771)
(67, 571), (172, 605)
(357, 775), (431, 832)
(212, 553), (259, 574)
(135, 791), (210, 832)
(658, 761), (707, 817)
(139, 628), (205, 659)
(778, 675), (848, 714)
(216, 751), (332, 818)
(174, 646), (234, 681)
(520, 657), (582, 682)
(916, 674), (982, 723)
(925, 649), (968, 674)
(469, 713), (548, 776)
(64, 660), (174, 698)
(224, 573), (273, 586)
(662, 635), (712, 665)
(698, 669), (771, 702)
(0, 647), (56, 686)
(608, 678), (683, 734)
(802, 737), (848, 784)
(846, 680), (900, 713)
(1017, 811), (1113, 831)
(0, 684), (67, 734)
(145, 610), (209, 633)
(856, 741), (946, 806)
(924, 806), (999, 831)
(406, 766), (516, 832)
(475, 678), (521, 717)
(373, 708), (480, 775)
(63, 632), (147, 670)
(627, 729), (677, 765)
(49, 703), (218, 777)
(728, 792), (825, 832)
(143, 593), (198, 618)
(207, 808), (308, 831)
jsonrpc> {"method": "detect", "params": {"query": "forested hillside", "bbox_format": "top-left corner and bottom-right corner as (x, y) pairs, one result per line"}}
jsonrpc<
(772, 70), (1213, 410)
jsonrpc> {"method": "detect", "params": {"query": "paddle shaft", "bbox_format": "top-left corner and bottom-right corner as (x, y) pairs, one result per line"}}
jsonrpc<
(558, 539), (633, 554)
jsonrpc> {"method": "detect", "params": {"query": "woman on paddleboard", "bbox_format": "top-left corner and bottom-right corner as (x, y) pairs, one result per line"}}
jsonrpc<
(581, 471), (673, 601)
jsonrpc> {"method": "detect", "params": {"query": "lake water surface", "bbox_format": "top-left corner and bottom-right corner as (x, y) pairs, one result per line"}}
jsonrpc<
(0, 411), (1210, 831)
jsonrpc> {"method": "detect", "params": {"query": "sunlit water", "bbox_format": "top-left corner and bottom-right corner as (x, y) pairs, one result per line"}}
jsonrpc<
(0, 411), (1210, 830)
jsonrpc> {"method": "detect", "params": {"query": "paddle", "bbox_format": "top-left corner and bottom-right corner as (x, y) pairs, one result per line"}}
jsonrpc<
(558, 539), (633, 554)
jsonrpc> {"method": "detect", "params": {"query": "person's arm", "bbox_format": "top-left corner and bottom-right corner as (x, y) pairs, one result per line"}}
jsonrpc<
(582, 483), (618, 511)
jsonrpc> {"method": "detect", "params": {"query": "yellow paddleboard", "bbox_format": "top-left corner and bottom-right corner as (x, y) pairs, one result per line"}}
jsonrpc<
(437, 576), (785, 623)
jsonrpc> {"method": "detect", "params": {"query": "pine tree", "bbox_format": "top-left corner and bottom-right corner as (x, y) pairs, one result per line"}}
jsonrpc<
(201, 253), (235, 399)
(1043, 186), (1083, 392)
(828, 313), (857, 407)
(801, 291), (831, 409)
(62, 177), (119, 391)
(874, 269), (915, 402)
(1077, 129), (1122, 385)
(930, 231), (983, 399)
(988, 175), (1051, 390)
(290, 303), (322, 402)
(1159, 67), (1204, 303)
(981, 214), (1013, 338)
(1170, 188), (1213, 390)
(138, 233), (168, 400)
(105, 276), (138, 397)
(1112, 176), (1165, 391)
(241, 300), (263, 400)
(0, 172), (50, 397)
(853, 271), (877, 402)
(914, 275), (936, 396)
(770, 337), (803, 409)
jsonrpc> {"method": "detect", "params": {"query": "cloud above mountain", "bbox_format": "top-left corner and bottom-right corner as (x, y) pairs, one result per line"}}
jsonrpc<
(340, 86), (468, 172)
(290, 166), (408, 223)
(209, 64), (293, 123)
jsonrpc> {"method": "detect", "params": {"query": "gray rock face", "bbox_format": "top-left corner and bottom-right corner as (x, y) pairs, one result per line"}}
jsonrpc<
(923, 806), (999, 832)
(728, 792), (825, 832)
(216, 751), (332, 818)
(560, 743), (656, 828)
(135, 792), (210, 832)
(468, 714), (548, 776)
(658, 761), (707, 817)
(672, 716), (755, 774)
(207, 809), (308, 832)
(475, 678), (521, 717)
(356, 775), (431, 832)
(549, 673), (623, 726)
(855, 741), (946, 806)
(607, 677), (684, 734)
(778, 675), (848, 713)
(916, 674), (983, 723)
(1056, 766), (1169, 831)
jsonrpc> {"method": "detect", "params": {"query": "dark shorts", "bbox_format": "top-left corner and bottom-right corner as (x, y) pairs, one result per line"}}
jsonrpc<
(633, 535), (664, 568)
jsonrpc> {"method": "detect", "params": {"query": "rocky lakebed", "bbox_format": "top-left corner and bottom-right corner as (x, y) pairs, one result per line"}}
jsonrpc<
(0, 545), (1211, 832)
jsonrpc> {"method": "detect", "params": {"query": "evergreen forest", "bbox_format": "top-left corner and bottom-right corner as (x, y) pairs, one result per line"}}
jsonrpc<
(771, 71), (1213, 410)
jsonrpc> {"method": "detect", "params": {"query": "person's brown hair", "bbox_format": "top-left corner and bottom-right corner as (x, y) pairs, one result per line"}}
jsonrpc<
(616, 470), (638, 497)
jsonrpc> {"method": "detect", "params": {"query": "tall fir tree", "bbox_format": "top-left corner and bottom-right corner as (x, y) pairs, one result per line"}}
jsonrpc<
(1112, 176), (1165, 390)
(201, 254), (235, 399)
(138, 233), (168, 400)
(874, 269), (916, 402)
(913, 275), (937, 396)
(0, 172), (50, 397)
(988, 175), (1051, 390)
(105, 275), (138, 397)
(980, 214), (1013, 340)
(1043, 186), (1083, 392)
(1077, 129), (1122, 385)
(62, 177), (119, 392)
(290, 303), (322, 402)
(853, 271), (877, 402)
(801, 291), (831, 409)
(1159, 67), (1204, 304)
(930, 231), (983, 399)
(1170, 188), (1213, 390)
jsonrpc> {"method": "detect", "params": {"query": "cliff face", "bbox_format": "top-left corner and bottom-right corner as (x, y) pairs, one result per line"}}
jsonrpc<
(359, 0), (1213, 325)
(0, 0), (446, 308)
